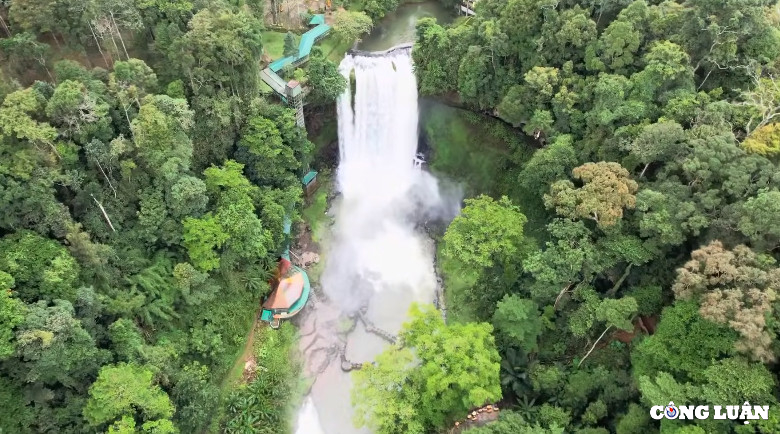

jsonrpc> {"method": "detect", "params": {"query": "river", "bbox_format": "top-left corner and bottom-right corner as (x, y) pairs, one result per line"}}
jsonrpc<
(357, 1), (454, 52)
(293, 11), (460, 433)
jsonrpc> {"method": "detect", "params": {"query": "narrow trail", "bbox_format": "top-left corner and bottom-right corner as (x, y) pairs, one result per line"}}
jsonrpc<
(222, 307), (265, 389)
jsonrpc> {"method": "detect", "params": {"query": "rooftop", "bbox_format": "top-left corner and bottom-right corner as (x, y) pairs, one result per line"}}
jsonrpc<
(302, 170), (318, 185)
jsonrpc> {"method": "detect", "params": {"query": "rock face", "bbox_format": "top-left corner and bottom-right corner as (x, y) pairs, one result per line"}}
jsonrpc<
(300, 251), (320, 268)
(242, 358), (257, 382)
(448, 404), (501, 433)
(297, 299), (345, 382)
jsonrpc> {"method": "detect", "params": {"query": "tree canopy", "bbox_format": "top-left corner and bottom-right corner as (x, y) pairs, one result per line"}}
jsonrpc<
(352, 303), (502, 434)
(414, 0), (780, 431)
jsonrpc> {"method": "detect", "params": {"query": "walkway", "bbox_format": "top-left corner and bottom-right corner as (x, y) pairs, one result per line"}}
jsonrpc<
(460, 0), (476, 15)
(260, 14), (331, 98)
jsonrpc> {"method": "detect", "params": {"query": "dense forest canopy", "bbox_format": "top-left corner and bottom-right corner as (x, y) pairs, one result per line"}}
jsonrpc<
(402, 0), (780, 433)
(0, 0), (346, 432)
(4, 0), (780, 432)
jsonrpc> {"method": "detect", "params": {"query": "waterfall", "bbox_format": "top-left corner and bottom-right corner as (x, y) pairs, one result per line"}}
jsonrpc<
(294, 48), (460, 434)
(328, 47), (459, 307)
(295, 397), (325, 434)
(337, 48), (421, 206)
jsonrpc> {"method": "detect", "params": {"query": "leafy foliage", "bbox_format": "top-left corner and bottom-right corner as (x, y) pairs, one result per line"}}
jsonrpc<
(0, 1), (323, 431)
(84, 363), (174, 428)
(352, 303), (502, 433)
(416, 0), (780, 431)
(222, 323), (300, 434)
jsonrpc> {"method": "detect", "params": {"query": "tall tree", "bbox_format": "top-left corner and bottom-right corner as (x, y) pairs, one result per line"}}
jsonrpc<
(672, 241), (779, 362)
(306, 48), (347, 105)
(182, 160), (272, 272)
(352, 303), (502, 433)
(131, 94), (194, 176)
(0, 230), (80, 303)
(332, 10), (373, 43)
(10, 299), (110, 390)
(172, 8), (263, 96)
(441, 195), (529, 319)
(84, 363), (174, 429)
(283, 31), (297, 58)
(544, 162), (638, 229)
(0, 272), (25, 360)
(46, 80), (113, 144)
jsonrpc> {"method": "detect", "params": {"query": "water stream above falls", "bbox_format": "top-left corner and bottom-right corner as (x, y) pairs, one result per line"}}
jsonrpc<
(293, 48), (459, 434)
(356, 1), (454, 52)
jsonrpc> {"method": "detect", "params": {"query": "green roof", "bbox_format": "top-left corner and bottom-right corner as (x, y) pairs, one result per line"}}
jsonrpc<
(309, 14), (325, 25)
(287, 266), (311, 314)
(302, 170), (318, 185)
(298, 24), (330, 58)
(260, 266), (311, 321)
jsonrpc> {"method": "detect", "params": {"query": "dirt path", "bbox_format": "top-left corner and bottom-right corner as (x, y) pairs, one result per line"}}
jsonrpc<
(222, 307), (265, 389)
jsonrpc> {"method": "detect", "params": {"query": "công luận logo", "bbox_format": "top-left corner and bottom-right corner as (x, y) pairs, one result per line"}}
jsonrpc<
(650, 402), (769, 425)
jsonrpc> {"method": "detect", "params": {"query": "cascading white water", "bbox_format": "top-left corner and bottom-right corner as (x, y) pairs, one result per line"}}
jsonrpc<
(294, 397), (325, 434)
(329, 48), (452, 309)
(294, 47), (460, 434)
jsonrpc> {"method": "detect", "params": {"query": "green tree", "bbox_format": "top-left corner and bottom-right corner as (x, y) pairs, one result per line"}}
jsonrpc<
(173, 9), (263, 96)
(46, 79), (113, 144)
(673, 241), (779, 362)
(544, 162), (638, 229)
(593, 19), (642, 73)
(737, 190), (780, 250)
(492, 295), (543, 353)
(466, 411), (564, 434)
(0, 88), (59, 157)
(235, 115), (299, 188)
(109, 318), (146, 362)
(84, 363), (174, 428)
(306, 48), (347, 105)
(442, 195), (527, 271)
(171, 362), (219, 432)
(621, 121), (685, 178)
(332, 10), (373, 43)
(615, 403), (655, 434)
(109, 58), (159, 125)
(634, 183), (708, 249)
(131, 94), (194, 176)
(12, 299), (109, 389)
(518, 134), (578, 197)
(632, 301), (737, 383)
(457, 46), (495, 110)
(182, 213), (229, 272)
(183, 160), (273, 272)
(352, 304), (502, 433)
(441, 195), (529, 319)
(283, 32), (298, 58)
(0, 230), (80, 302)
(363, 0), (398, 20)
(0, 272), (25, 360)
(413, 18), (459, 95)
